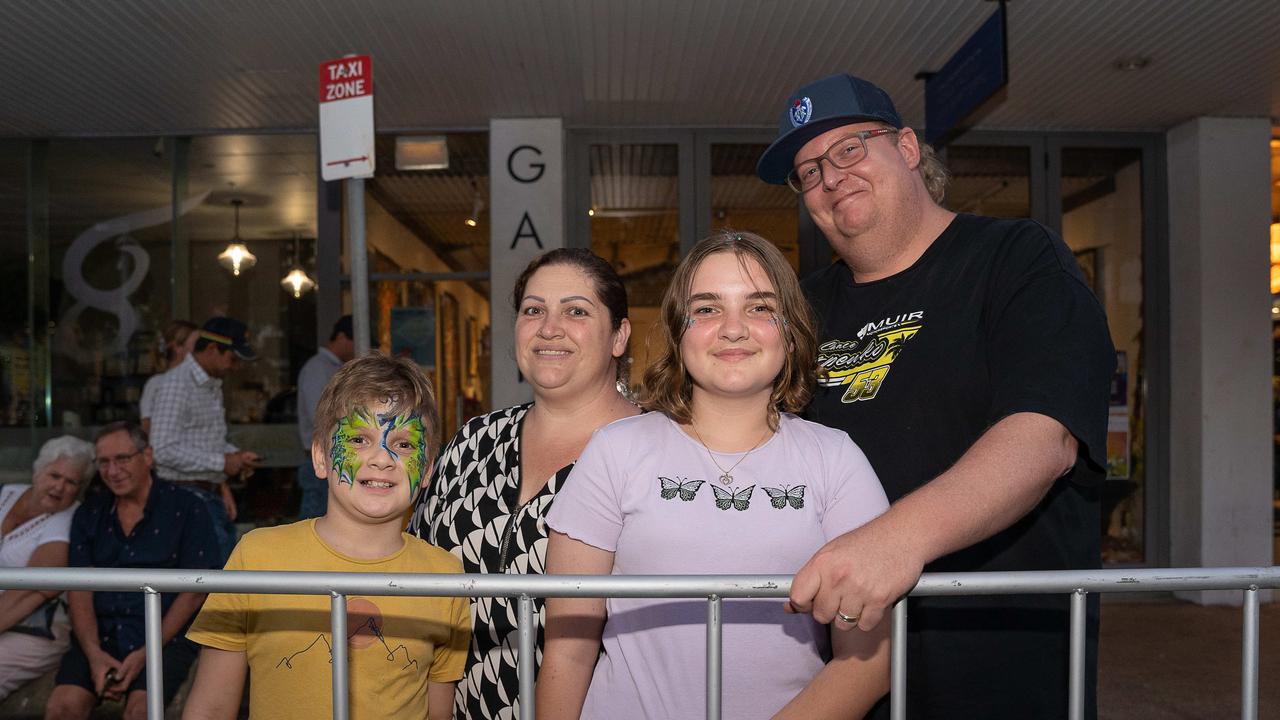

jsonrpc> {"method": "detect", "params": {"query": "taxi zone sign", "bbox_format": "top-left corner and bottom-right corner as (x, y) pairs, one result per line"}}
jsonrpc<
(319, 55), (375, 180)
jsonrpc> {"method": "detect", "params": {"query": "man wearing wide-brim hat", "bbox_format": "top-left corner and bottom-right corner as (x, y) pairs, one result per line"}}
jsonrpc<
(759, 74), (1115, 719)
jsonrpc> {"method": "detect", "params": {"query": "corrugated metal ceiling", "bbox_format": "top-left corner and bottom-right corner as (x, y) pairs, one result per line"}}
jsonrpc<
(1, 0), (1277, 137)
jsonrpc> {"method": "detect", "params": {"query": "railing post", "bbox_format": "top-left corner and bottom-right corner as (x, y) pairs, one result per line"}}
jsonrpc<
(890, 598), (907, 720)
(1068, 589), (1086, 720)
(518, 594), (535, 720)
(706, 595), (722, 720)
(331, 592), (349, 720)
(1242, 585), (1259, 720)
(143, 587), (164, 720)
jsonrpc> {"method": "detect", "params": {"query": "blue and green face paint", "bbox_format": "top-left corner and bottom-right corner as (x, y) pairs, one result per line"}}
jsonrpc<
(329, 406), (430, 496)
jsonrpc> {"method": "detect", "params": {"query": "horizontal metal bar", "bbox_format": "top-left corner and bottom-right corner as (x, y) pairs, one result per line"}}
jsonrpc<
(0, 569), (792, 597)
(2, 567), (1276, 598)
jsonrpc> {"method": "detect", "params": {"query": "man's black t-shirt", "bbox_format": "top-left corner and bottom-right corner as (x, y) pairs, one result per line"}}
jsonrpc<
(803, 213), (1115, 719)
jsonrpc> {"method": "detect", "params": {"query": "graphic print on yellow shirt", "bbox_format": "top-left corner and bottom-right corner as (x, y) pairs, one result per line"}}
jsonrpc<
(186, 519), (469, 720)
(276, 597), (421, 672)
(816, 310), (924, 403)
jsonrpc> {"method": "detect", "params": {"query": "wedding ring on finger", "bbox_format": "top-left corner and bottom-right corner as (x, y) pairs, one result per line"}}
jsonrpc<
(836, 610), (860, 625)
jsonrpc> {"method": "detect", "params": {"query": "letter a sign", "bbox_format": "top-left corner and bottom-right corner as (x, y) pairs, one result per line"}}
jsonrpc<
(319, 55), (375, 181)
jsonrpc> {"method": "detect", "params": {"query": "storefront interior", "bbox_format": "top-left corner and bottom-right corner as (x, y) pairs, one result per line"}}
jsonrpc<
(3, 124), (1275, 565)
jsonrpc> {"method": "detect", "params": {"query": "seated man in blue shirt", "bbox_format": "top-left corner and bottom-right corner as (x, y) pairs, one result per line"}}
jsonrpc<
(44, 421), (219, 720)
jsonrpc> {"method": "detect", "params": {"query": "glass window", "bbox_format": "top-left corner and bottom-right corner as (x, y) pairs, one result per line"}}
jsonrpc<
(943, 145), (1032, 218)
(351, 132), (492, 439)
(186, 134), (317, 425)
(0, 142), (29, 428)
(1060, 147), (1145, 564)
(589, 143), (680, 387)
(709, 143), (799, 269)
(352, 277), (491, 440)
(1270, 136), (1279, 565)
(47, 139), (172, 427)
(371, 133), (490, 273)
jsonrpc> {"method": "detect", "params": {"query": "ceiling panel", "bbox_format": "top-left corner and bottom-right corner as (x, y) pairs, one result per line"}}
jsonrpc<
(1, 1), (1277, 137)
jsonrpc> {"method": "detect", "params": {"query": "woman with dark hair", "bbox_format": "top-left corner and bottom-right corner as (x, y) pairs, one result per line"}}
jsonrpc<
(538, 231), (891, 719)
(409, 248), (638, 719)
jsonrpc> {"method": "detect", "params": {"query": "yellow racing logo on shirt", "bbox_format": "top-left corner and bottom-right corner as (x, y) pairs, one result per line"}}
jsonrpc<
(817, 311), (923, 402)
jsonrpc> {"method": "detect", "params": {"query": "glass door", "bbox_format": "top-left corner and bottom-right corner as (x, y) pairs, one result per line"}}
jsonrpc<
(1048, 137), (1164, 567)
(570, 131), (693, 389)
(696, 131), (800, 270)
(949, 132), (1164, 567)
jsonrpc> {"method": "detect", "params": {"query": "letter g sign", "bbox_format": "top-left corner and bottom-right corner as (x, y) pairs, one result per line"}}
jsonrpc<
(507, 145), (545, 184)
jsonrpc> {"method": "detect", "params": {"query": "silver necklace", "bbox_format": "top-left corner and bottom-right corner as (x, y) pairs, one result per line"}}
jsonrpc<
(690, 423), (770, 485)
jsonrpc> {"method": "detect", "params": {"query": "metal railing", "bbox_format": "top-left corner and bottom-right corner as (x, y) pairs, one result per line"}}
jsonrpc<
(2, 566), (1276, 720)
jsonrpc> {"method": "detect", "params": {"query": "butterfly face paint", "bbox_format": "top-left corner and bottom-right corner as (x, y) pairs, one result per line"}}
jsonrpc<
(329, 407), (430, 496)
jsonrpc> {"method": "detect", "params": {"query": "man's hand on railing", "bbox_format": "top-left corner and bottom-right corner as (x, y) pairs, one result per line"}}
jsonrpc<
(785, 516), (923, 632)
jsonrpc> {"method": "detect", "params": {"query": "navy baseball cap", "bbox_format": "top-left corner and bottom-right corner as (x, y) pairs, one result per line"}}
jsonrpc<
(199, 316), (256, 361)
(756, 74), (904, 185)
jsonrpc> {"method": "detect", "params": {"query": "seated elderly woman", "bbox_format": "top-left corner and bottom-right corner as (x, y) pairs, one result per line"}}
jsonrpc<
(0, 435), (96, 701)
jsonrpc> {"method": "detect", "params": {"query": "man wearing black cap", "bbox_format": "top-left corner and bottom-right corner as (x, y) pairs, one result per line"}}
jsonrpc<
(149, 316), (262, 561)
(294, 314), (355, 519)
(758, 74), (1115, 719)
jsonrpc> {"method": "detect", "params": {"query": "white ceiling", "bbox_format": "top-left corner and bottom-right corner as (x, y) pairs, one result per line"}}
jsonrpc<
(3, 0), (1279, 137)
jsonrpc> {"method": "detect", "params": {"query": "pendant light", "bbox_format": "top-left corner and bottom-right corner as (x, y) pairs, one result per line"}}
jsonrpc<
(464, 179), (484, 228)
(280, 234), (316, 299)
(217, 199), (257, 276)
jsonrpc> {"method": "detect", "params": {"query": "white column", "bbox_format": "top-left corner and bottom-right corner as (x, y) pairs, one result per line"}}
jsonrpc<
(489, 119), (566, 409)
(1166, 117), (1274, 605)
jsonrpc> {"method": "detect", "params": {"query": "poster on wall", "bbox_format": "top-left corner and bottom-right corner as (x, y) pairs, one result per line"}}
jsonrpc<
(390, 307), (435, 370)
(1106, 410), (1130, 479)
(1110, 351), (1128, 407)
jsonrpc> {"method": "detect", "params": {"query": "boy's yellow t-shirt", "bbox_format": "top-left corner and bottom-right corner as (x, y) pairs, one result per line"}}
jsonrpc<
(187, 519), (469, 720)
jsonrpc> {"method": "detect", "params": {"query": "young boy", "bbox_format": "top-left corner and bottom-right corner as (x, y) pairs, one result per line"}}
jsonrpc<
(182, 354), (469, 720)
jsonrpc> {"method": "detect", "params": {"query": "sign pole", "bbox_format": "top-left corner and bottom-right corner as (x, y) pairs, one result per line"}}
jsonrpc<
(318, 53), (375, 355)
(346, 178), (370, 355)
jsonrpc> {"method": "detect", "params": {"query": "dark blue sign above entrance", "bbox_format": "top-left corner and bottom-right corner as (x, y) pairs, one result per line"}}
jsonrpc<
(924, 2), (1009, 146)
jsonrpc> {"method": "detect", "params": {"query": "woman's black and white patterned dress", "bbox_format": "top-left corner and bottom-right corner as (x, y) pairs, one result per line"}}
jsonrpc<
(409, 403), (572, 720)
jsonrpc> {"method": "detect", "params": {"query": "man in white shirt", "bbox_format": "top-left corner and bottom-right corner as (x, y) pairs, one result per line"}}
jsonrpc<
(294, 315), (354, 518)
(149, 316), (262, 561)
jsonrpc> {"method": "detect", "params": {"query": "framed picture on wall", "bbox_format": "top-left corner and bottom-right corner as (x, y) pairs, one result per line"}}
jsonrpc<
(390, 307), (435, 370)
(1073, 248), (1102, 303)
(439, 292), (461, 436)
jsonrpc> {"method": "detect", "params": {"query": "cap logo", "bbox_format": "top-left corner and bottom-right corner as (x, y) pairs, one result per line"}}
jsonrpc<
(789, 97), (813, 127)
(199, 330), (233, 346)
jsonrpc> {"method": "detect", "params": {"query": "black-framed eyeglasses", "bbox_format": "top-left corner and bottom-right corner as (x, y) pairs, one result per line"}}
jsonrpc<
(786, 128), (899, 193)
(95, 449), (144, 471)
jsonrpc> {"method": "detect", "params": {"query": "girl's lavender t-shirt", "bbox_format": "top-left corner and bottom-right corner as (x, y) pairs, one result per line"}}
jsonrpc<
(544, 412), (889, 720)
